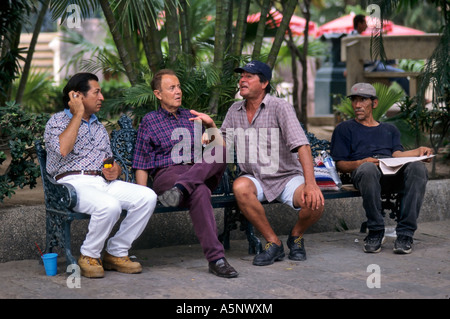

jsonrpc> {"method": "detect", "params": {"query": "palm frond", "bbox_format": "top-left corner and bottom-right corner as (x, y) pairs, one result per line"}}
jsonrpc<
(11, 69), (56, 113)
(369, 28), (387, 63)
(50, 0), (98, 23)
(111, 0), (165, 37)
(334, 82), (404, 121)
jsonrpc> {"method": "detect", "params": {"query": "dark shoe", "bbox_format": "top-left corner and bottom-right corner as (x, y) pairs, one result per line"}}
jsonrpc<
(208, 258), (238, 278)
(393, 235), (413, 254)
(287, 235), (307, 261)
(158, 187), (183, 207)
(253, 242), (285, 266)
(363, 229), (385, 253)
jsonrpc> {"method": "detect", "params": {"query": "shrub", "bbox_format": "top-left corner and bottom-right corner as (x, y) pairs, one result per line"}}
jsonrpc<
(0, 101), (49, 202)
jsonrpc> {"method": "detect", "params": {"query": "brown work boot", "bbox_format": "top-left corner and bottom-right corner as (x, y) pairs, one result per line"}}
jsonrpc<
(103, 252), (142, 274)
(78, 254), (104, 278)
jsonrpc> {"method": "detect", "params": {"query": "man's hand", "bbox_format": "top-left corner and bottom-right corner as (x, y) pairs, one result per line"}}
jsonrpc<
(417, 147), (434, 161)
(68, 90), (84, 117)
(189, 110), (224, 145)
(299, 182), (324, 210)
(393, 146), (434, 162)
(361, 157), (380, 166)
(59, 91), (85, 157)
(101, 158), (121, 181)
(189, 110), (216, 128)
(336, 157), (379, 173)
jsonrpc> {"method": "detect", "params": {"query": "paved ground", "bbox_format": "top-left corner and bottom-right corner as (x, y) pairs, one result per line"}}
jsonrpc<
(1, 220), (449, 302)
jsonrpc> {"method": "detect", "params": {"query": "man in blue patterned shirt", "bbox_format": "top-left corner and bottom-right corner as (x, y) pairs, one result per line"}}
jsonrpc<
(133, 69), (238, 278)
(45, 73), (157, 278)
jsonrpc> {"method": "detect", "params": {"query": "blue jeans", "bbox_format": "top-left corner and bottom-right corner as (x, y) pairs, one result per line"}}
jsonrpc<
(352, 162), (428, 237)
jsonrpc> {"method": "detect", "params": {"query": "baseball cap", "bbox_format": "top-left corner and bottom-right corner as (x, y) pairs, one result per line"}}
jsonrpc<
(347, 83), (378, 99)
(234, 60), (272, 81)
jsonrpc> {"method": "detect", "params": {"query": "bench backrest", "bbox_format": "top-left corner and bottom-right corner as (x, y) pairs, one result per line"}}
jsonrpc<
(110, 115), (138, 184)
(110, 115), (332, 196)
(35, 115), (331, 201)
(35, 140), (78, 210)
(110, 115), (233, 196)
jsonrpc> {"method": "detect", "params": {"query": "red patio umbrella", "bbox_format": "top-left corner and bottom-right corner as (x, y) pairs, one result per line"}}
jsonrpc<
(385, 24), (425, 35)
(316, 13), (367, 36)
(316, 13), (424, 37)
(247, 8), (317, 36)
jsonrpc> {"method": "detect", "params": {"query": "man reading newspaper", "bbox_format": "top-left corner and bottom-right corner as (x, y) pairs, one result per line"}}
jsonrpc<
(330, 83), (433, 254)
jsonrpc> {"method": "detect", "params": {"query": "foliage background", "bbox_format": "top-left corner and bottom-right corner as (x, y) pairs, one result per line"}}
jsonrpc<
(0, 0), (448, 200)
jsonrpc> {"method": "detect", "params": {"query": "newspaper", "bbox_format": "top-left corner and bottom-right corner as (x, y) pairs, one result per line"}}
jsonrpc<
(378, 155), (435, 175)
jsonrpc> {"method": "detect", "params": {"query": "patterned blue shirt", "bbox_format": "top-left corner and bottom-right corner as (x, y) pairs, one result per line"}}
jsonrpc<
(133, 107), (203, 176)
(44, 109), (112, 177)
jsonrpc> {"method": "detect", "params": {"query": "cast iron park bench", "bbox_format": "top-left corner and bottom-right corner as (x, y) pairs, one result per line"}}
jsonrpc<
(35, 115), (401, 269)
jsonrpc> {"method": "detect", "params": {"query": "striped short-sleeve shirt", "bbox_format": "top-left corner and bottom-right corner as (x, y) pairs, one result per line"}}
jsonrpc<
(220, 94), (309, 202)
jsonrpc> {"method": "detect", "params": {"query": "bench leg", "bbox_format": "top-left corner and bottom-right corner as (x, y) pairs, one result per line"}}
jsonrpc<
(219, 207), (235, 250)
(219, 206), (262, 254)
(360, 221), (367, 233)
(45, 212), (78, 271)
(240, 217), (262, 255)
(63, 218), (78, 270)
(360, 192), (402, 233)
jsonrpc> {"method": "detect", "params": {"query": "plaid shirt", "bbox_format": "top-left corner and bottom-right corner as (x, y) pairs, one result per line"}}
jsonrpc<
(220, 94), (309, 202)
(44, 109), (112, 178)
(133, 107), (203, 176)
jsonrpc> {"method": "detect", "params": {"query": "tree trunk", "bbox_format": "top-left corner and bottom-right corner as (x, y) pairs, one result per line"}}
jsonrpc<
(165, 0), (181, 65)
(266, 0), (298, 68)
(285, 0), (311, 129)
(179, 0), (191, 57)
(209, 0), (232, 114)
(6, 24), (22, 102)
(116, 1), (140, 79)
(232, 0), (250, 59)
(288, 30), (301, 122)
(252, 0), (271, 60)
(98, 0), (138, 85)
(16, 0), (50, 105)
(299, 0), (311, 129)
(142, 13), (163, 74)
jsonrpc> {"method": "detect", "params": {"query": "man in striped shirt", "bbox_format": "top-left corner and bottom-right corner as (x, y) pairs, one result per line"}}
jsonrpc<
(220, 61), (325, 266)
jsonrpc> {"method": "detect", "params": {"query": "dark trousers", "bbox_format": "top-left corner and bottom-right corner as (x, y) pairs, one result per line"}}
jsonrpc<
(352, 161), (428, 237)
(152, 154), (227, 262)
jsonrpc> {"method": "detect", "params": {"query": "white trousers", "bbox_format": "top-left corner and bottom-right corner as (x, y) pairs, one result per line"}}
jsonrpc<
(58, 175), (157, 258)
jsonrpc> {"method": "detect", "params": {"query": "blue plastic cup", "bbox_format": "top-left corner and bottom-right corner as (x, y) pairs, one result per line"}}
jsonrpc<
(41, 253), (58, 276)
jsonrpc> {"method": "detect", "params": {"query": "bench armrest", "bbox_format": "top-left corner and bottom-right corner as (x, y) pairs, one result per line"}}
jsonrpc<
(41, 172), (77, 210)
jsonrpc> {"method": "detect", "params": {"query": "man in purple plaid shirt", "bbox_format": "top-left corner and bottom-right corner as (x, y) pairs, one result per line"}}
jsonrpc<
(133, 69), (238, 278)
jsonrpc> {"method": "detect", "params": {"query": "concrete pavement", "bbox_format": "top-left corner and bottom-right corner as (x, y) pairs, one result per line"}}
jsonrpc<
(1, 220), (449, 300)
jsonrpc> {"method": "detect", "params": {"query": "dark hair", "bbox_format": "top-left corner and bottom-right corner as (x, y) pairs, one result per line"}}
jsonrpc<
(62, 73), (99, 109)
(256, 73), (271, 94)
(151, 69), (177, 91)
(353, 14), (366, 30)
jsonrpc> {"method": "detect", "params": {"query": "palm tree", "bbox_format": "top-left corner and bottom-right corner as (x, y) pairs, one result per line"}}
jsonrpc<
(0, 0), (33, 105)
(48, 0), (300, 119)
(15, 0), (51, 105)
